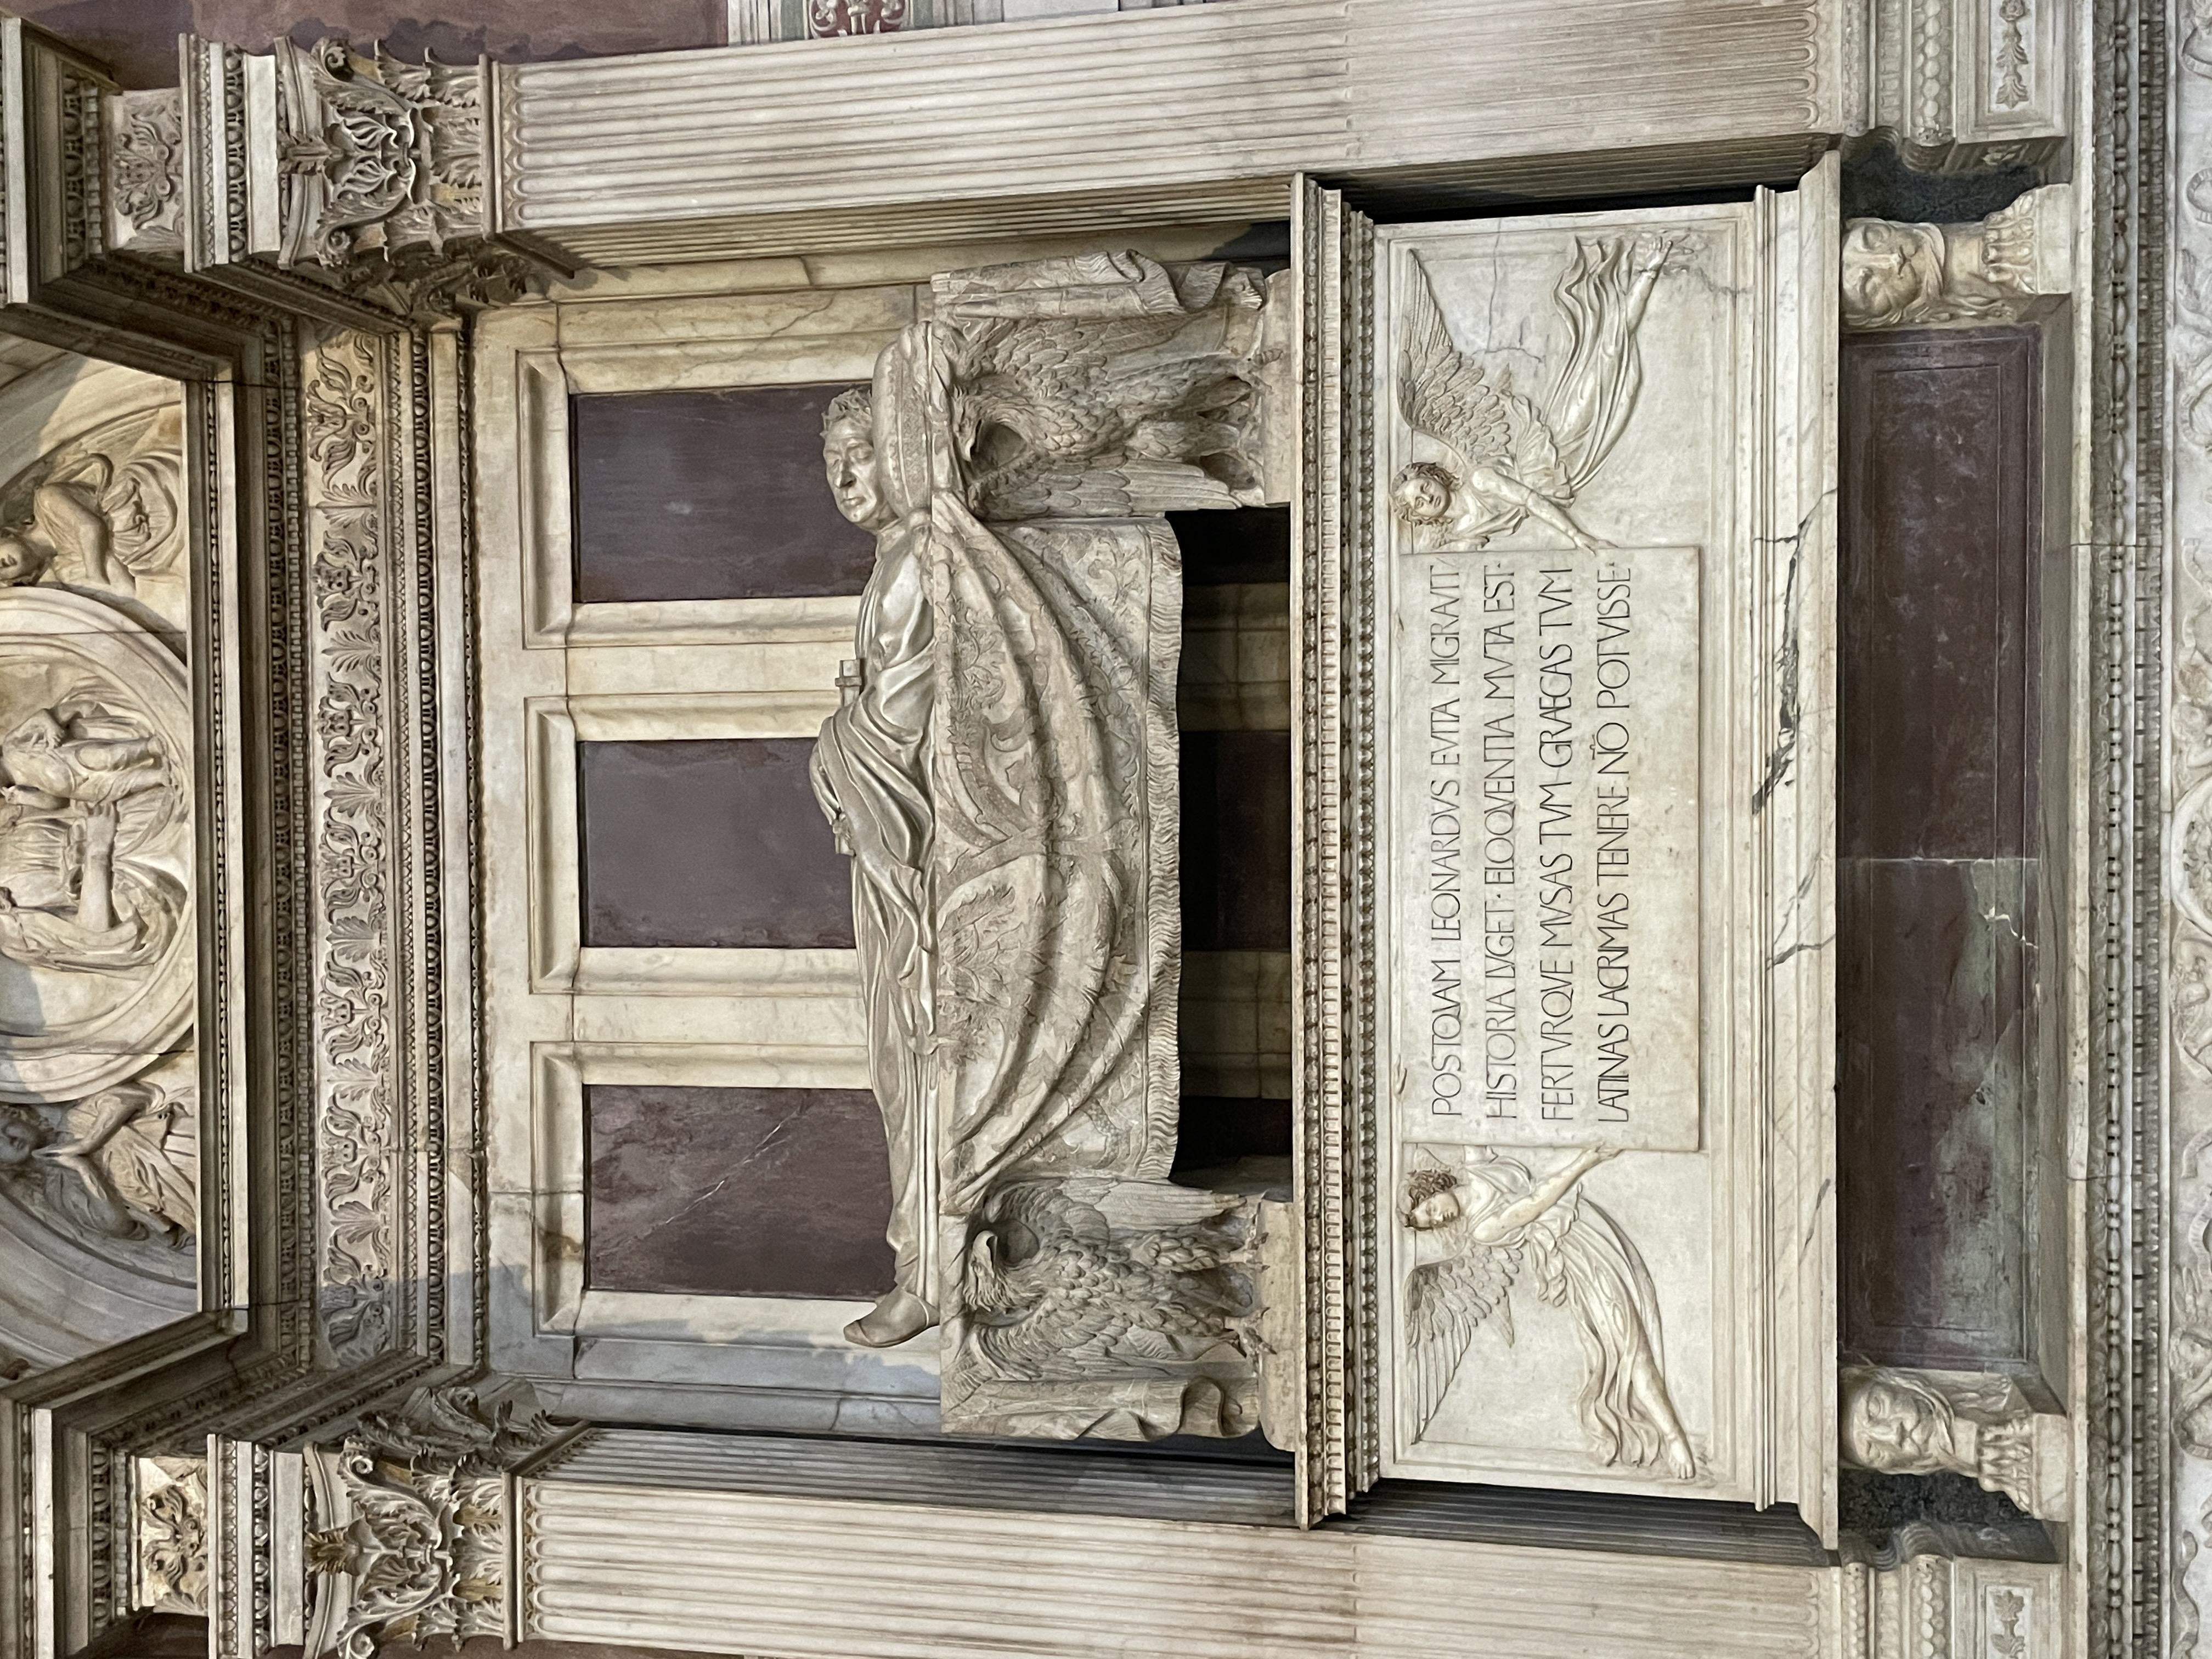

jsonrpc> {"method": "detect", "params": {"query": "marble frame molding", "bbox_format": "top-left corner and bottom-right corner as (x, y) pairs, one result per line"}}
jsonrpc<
(0, 0), (2162, 1655)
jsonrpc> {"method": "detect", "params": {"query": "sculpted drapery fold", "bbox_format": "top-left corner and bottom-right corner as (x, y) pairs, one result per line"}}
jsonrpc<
(812, 251), (1286, 1436)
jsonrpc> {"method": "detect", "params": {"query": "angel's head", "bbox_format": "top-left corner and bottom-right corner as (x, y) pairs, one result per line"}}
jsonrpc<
(822, 387), (893, 533)
(1390, 462), (1457, 528)
(0, 532), (49, 588)
(1404, 1165), (1463, 1231)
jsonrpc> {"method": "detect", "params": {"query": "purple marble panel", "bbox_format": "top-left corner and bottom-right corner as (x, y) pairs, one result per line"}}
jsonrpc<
(587, 1084), (894, 1299)
(573, 385), (877, 604)
(1840, 329), (2039, 861)
(1181, 730), (1292, 952)
(579, 737), (855, 950)
(1838, 857), (2032, 1368)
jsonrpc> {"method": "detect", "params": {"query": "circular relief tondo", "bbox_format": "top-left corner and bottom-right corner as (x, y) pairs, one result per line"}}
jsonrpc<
(0, 587), (191, 1104)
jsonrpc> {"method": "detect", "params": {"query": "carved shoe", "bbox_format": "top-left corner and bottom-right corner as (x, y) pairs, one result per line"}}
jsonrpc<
(844, 1288), (935, 1348)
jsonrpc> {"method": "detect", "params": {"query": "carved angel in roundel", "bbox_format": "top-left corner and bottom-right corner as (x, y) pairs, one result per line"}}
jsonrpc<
(0, 1079), (196, 1244)
(1391, 235), (1683, 554)
(1402, 1147), (1696, 1477)
(0, 417), (184, 601)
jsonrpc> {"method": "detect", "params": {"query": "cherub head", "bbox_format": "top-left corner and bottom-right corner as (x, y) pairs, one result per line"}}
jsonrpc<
(822, 386), (893, 533)
(0, 1108), (44, 1168)
(1839, 1370), (1962, 1475)
(1839, 218), (1950, 328)
(1404, 1165), (1464, 1231)
(1390, 461), (1457, 528)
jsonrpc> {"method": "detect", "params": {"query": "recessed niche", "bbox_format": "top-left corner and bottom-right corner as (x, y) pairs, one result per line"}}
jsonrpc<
(578, 737), (855, 950)
(587, 1084), (894, 1300)
(1169, 504), (1291, 586)
(1180, 729), (1293, 952)
(571, 384), (877, 604)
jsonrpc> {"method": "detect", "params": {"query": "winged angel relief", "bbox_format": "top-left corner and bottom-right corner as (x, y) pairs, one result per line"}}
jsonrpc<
(1403, 1147), (1696, 1478)
(1391, 234), (1684, 554)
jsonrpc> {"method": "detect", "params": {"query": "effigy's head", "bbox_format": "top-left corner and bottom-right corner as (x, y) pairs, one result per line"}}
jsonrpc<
(822, 386), (893, 532)
(1390, 461), (1456, 527)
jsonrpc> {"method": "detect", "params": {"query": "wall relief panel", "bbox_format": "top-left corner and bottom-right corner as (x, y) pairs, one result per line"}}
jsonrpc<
(0, 353), (198, 1369)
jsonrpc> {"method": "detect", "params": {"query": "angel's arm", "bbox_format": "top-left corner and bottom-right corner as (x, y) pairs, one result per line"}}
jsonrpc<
(1454, 463), (1607, 552)
(1469, 1147), (1618, 1243)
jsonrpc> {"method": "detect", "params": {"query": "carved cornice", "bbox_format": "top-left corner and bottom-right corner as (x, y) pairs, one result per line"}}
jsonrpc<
(1841, 0), (2068, 168)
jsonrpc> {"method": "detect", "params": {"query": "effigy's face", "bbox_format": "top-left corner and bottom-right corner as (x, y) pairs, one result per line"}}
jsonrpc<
(823, 416), (892, 531)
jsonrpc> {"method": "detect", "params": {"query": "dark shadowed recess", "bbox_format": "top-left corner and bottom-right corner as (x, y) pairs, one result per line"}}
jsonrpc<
(1180, 730), (1293, 953)
(1168, 504), (1291, 585)
(586, 1084), (894, 1299)
(572, 384), (876, 605)
(579, 737), (855, 950)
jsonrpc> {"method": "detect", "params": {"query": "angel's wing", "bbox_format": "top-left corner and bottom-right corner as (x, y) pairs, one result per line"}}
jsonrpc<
(1404, 1231), (1523, 1438)
(1399, 258), (1520, 473)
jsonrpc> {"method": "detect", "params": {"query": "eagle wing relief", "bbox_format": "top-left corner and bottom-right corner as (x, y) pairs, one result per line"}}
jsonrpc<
(1403, 1215), (1526, 1440)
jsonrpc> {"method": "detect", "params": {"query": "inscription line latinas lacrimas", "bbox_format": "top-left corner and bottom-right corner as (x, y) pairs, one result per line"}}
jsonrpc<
(1420, 556), (1640, 1135)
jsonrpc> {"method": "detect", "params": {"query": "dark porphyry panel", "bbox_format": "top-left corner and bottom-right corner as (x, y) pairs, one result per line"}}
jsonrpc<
(586, 1084), (894, 1300)
(1838, 856), (2033, 1369)
(578, 737), (855, 950)
(1180, 729), (1292, 952)
(571, 384), (876, 605)
(1839, 328), (2039, 861)
(1172, 1096), (1293, 1171)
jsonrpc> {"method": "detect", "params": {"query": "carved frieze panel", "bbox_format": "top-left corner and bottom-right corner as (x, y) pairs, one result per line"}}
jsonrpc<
(1299, 173), (1838, 1522)
(132, 1454), (208, 1616)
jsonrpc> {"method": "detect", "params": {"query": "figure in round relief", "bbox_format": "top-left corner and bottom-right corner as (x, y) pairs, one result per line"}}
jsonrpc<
(0, 1079), (196, 1245)
(1402, 1146), (1697, 1479)
(0, 698), (180, 975)
(1391, 234), (1684, 554)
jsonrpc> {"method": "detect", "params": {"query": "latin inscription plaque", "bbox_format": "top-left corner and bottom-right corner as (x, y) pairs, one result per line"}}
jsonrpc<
(1392, 546), (1701, 1153)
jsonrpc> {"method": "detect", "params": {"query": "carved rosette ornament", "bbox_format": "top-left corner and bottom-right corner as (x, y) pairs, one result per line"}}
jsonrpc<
(303, 1387), (566, 1659)
(812, 251), (1293, 1438)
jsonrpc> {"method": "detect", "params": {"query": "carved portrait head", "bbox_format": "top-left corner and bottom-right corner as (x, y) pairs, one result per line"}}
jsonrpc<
(822, 386), (894, 533)
(1390, 461), (1457, 528)
(1839, 1368), (1965, 1475)
(1839, 219), (1951, 329)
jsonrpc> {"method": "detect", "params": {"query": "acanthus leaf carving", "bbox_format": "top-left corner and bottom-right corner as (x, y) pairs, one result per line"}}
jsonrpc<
(302, 328), (397, 1365)
(108, 91), (185, 249)
(275, 40), (487, 274)
(303, 1387), (562, 1659)
(133, 1454), (207, 1617)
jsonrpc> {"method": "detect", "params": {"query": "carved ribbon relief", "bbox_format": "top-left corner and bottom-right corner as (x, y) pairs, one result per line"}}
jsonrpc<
(812, 250), (1289, 1438)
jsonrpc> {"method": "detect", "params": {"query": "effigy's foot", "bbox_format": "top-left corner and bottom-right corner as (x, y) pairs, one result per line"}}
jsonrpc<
(843, 1288), (935, 1348)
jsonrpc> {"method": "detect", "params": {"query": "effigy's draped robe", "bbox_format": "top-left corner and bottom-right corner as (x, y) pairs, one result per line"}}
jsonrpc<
(817, 253), (1273, 1438)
